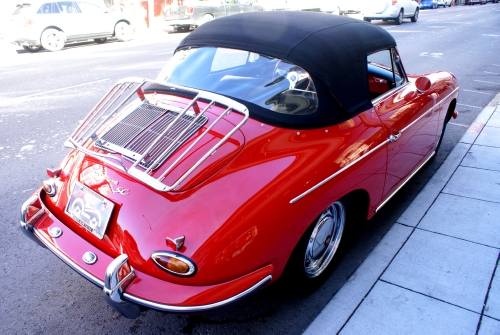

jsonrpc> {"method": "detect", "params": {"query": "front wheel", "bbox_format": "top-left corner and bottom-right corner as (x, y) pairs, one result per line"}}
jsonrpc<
(22, 45), (42, 52)
(114, 21), (132, 41)
(394, 10), (403, 25)
(41, 29), (64, 52)
(94, 37), (107, 44)
(411, 8), (419, 22)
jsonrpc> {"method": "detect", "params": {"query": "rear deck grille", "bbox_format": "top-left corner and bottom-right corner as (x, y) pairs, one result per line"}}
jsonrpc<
(97, 102), (208, 170)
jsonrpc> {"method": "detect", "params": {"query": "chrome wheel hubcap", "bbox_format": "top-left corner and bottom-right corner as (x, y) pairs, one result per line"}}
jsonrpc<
(304, 201), (345, 278)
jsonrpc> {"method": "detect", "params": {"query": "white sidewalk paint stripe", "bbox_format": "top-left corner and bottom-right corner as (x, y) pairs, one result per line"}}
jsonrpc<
(463, 89), (493, 95)
(474, 79), (500, 85)
(458, 103), (483, 109)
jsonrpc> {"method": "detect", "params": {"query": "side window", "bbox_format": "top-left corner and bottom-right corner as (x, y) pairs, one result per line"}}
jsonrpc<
(77, 2), (103, 13)
(37, 3), (53, 13)
(57, 1), (77, 13)
(367, 49), (405, 100)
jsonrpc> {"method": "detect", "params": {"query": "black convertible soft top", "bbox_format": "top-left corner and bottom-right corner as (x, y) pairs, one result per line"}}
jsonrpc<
(176, 11), (397, 128)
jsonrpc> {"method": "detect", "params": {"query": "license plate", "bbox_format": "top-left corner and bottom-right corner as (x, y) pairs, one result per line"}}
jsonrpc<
(65, 181), (114, 239)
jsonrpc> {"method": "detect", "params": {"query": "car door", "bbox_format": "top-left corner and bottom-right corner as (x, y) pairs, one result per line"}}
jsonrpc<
(404, 0), (416, 16)
(74, 1), (110, 36)
(224, 0), (242, 15)
(368, 48), (438, 201)
(54, 1), (83, 38)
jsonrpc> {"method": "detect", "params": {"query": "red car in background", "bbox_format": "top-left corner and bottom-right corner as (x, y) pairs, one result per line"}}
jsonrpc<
(20, 11), (459, 318)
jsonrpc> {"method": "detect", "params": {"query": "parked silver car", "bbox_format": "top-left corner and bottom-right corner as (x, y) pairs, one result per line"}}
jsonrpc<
(9, 0), (133, 52)
(363, 0), (419, 25)
(164, 0), (264, 33)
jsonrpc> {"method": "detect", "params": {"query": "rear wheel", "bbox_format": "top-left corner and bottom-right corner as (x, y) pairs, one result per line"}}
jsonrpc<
(411, 8), (419, 22)
(22, 45), (42, 52)
(394, 10), (403, 25)
(284, 194), (365, 290)
(41, 29), (64, 52)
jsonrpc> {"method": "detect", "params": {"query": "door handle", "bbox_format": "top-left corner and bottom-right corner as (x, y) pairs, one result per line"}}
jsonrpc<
(389, 131), (401, 143)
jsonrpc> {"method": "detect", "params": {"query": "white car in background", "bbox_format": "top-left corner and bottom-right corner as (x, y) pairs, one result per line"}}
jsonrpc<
(9, 0), (133, 52)
(436, 0), (452, 7)
(362, 0), (419, 25)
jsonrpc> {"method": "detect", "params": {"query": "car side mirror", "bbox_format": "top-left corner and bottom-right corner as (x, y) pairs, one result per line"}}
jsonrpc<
(415, 76), (431, 94)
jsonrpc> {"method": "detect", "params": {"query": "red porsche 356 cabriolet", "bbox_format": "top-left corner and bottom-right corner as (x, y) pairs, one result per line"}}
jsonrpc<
(20, 12), (459, 318)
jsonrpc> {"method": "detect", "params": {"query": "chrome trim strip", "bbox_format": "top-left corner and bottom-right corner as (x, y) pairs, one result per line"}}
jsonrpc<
(371, 82), (410, 105)
(290, 139), (390, 204)
(31, 208), (271, 313)
(375, 151), (435, 213)
(123, 275), (272, 313)
(289, 86), (458, 205)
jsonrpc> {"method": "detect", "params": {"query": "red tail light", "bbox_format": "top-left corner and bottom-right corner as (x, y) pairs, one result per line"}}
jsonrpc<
(21, 195), (44, 225)
(24, 16), (34, 26)
(186, 7), (194, 14)
(392, 0), (397, 4)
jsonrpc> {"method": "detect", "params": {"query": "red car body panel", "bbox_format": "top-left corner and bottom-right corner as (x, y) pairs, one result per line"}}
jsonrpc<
(20, 12), (460, 316)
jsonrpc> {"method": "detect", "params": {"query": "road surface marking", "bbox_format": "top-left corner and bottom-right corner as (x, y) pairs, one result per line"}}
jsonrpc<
(449, 122), (468, 128)
(474, 79), (500, 85)
(457, 103), (483, 109)
(485, 71), (500, 75)
(0, 79), (109, 106)
(462, 89), (493, 95)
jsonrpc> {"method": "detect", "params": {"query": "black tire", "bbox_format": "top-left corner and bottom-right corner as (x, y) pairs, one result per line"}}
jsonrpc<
(364, 17), (371, 22)
(411, 8), (419, 22)
(394, 10), (403, 25)
(114, 21), (132, 41)
(40, 28), (64, 52)
(284, 194), (365, 291)
(94, 37), (107, 44)
(434, 103), (455, 155)
(22, 45), (42, 52)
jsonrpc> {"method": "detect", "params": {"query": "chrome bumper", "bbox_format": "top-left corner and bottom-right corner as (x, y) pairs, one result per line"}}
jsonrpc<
(20, 194), (272, 318)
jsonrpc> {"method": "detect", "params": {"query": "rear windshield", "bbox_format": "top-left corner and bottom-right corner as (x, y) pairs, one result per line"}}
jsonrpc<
(157, 47), (318, 116)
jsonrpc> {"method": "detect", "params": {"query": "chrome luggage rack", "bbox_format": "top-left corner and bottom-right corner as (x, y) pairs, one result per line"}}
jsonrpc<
(65, 77), (249, 192)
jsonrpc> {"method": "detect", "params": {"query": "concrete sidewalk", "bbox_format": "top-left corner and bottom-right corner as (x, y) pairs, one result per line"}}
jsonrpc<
(305, 96), (500, 334)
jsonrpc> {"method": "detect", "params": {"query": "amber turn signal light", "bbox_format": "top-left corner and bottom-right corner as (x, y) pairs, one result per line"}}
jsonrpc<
(151, 252), (196, 277)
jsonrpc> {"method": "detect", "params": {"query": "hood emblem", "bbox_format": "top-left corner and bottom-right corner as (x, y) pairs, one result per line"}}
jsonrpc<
(83, 251), (98, 265)
(166, 236), (185, 251)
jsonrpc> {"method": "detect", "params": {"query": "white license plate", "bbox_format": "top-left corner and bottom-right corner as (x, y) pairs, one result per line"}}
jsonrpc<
(65, 182), (114, 239)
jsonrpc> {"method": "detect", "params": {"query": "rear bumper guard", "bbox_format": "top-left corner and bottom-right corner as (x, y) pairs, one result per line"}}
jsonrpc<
(20, 193), (272, 318)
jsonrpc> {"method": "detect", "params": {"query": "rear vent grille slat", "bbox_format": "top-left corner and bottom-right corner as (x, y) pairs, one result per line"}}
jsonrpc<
(97, 102), (208, 170)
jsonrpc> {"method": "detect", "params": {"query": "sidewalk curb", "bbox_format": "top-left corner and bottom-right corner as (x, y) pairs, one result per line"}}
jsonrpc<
(304, 93), (500, 334)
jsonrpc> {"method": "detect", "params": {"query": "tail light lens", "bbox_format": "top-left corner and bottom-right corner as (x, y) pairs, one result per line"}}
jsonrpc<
(392, 0), (397, 4)
(21, 195), (44, 226)
(151, 251), (196, 277)
(186, 7), (194, 14)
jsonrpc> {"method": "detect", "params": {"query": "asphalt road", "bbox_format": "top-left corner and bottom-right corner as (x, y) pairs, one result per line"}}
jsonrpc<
(1, 5), (499, 334)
